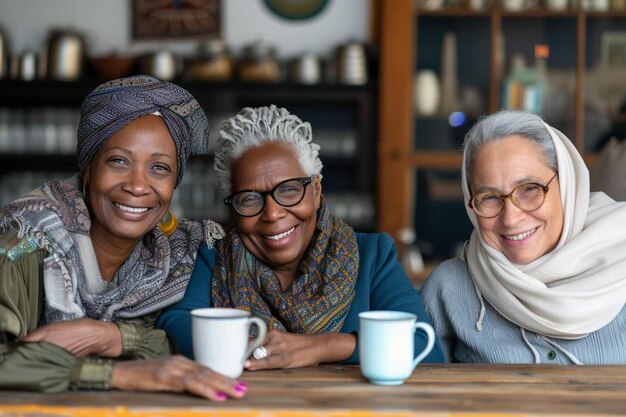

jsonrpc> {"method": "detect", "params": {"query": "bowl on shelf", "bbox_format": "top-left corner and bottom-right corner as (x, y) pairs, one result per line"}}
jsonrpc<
(89, 55), (136, 80)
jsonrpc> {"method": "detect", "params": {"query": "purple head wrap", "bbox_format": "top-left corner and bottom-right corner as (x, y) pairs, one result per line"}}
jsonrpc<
(76, 75), (209, 186)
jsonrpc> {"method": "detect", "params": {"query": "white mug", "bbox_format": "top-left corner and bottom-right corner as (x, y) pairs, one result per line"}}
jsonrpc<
(191, 308), (267, 379)
(359, 311), (435, 385)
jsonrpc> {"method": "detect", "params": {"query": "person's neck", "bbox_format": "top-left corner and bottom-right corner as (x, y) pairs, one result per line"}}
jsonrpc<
(90, 227), (140, 282)
(272, 264), (301, 292)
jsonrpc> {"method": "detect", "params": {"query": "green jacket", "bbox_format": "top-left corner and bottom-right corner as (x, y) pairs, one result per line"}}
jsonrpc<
(0, 234), (172, 392)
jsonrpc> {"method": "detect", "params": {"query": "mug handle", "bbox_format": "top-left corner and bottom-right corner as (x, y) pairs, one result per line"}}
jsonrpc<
(412, 322), (435, 370)
(243, 317), (268, 361)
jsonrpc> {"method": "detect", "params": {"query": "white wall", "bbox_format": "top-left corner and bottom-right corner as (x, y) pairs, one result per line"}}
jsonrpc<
(0, 0), (372, 59)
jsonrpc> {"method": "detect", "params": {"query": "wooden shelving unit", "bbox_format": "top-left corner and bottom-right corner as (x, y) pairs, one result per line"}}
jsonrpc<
(377, 0), (625, 261)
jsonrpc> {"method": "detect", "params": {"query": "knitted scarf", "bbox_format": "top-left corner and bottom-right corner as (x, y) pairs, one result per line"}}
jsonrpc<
(212, 199), (358, 333)
(0, 175), (223, 326)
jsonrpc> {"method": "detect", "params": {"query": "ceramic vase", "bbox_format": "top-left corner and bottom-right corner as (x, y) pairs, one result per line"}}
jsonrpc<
(501, 0), (528, 11)
(414, 70), (441, 116)
(440, 32), (459, 115)
(546, 0), (568, 9)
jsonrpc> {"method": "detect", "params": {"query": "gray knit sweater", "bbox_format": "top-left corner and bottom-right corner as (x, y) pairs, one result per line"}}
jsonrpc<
(421, 257), (626, 364)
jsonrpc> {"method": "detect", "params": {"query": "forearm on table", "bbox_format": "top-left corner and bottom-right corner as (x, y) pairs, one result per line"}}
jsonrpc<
(0, 340), (113, 392)
(116, 322), (173, 359)
(314, 333), (357, 364)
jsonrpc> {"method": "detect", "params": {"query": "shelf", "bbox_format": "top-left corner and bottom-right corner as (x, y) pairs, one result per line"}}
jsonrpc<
(409, 152), (463, 168)
(0, 79), (377, 108)
(0, 77), (379, 232)
(417, 7), (492, 16)
(417, 6), (626, 17)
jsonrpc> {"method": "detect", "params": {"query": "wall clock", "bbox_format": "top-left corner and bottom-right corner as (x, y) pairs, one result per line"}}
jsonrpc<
(263, 0), (330, 20)
(132, 0), (221, 39)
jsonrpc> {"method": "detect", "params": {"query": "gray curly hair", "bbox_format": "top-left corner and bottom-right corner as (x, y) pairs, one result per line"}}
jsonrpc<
(214, 105), (324, 195)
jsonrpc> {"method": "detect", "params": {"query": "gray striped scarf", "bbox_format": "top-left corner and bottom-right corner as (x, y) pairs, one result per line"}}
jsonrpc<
(0, 175), (223, 325)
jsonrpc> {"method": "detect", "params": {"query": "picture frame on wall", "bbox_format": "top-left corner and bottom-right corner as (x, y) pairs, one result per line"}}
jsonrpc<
(132, 0), (221, 39)
(601, 32), (626, 68)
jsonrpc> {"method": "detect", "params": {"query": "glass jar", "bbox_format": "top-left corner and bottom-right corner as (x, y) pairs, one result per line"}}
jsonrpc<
(186, 39), (233, 81)
(238, 41), (281, 83)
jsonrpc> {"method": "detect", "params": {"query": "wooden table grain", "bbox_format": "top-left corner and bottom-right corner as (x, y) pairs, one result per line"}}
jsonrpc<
(1, 363), (626, 416)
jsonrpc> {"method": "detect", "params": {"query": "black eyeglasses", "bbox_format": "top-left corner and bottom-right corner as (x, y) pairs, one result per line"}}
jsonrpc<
(224, 177), (313, 217)
(468, 171), (558, 218)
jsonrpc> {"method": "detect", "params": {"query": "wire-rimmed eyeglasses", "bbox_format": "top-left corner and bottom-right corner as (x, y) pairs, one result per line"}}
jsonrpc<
(468, 171), (558, 218)
(224, 176), (313, 217)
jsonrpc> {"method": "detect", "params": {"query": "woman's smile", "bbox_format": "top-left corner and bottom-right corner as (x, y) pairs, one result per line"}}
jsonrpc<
(264, 226), (296, 241)
(112, 201), (154, 221)
(501, 227), (538, 243)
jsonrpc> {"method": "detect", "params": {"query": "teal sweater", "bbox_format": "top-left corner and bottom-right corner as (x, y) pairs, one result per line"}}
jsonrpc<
(157, 232), (445, 364)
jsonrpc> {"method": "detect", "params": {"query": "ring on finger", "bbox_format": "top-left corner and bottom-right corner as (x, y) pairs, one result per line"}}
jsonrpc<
(252, 345), (268, 360)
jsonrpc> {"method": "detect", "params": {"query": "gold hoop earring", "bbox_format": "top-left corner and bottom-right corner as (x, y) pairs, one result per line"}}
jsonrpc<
(159, 210), (178, 236)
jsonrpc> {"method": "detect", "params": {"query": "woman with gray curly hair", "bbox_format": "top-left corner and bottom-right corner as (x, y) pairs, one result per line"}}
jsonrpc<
(158, 105), (445, 369)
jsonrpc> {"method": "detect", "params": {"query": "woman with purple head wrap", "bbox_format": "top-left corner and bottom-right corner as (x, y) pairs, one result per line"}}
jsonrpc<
(0, 76), (248, 400)
(76, 75), (210, 187)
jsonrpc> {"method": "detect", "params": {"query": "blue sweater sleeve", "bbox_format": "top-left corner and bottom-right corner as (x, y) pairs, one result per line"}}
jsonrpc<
(156, 243), (216, 358)
(342, 233), (446, 364)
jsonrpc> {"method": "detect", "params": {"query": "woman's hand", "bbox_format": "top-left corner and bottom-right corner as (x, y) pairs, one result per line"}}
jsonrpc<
(244, 329), (356, 370)
(20, 318), (122, 358)
(111, 356), (248, 401)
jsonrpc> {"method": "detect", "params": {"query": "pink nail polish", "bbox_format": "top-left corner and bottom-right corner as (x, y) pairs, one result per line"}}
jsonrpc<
(215, 392), (227, 400)
(235, 382), (248, 392)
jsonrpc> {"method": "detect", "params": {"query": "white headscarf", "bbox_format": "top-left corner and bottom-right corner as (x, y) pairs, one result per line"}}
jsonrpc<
(463, 122), (626, 339)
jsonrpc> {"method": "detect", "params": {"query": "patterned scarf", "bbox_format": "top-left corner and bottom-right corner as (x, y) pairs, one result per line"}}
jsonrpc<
(0, 175), (223, 326)
(212, 199), (358, 333)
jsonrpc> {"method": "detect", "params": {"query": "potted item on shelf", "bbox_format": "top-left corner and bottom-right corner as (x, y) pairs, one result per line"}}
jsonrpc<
(502, 54), (546, 113)
(440, 32), (459, 115)
(140, 50), (180, 81)
(41, 29), (86, 81)
(611, 0), (626, 10)
(335, 41), (368, 85)
(90, 54), (136, 80)
(418, 0), (446, 10)
(582, 0), (610, 10)
(501, 0), (531, 11)
(186, 39), (234, 81)
(238, 41), (282, 83)
(290, 52), (322, 84)
(469, 0), (493, 10)
(11, 52), (37, 81)
(414, 69), (441, 116)
(0, 27), (7, 79)
(546, 0), (569, 10)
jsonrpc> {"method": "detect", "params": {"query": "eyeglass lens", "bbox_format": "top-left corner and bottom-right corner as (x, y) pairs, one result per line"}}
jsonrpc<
(473, 183), (547, 217)
(231, 179), (307, 216)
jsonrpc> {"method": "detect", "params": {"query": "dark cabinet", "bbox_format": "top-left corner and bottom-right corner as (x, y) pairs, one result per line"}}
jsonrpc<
(0, 79), (377, 231)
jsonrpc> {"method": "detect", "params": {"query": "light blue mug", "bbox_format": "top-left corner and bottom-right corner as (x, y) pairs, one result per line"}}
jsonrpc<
(358, 311), (435, 385)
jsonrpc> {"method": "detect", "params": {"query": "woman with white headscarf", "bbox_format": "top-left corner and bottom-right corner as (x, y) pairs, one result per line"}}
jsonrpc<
(421, 110), (626, 364)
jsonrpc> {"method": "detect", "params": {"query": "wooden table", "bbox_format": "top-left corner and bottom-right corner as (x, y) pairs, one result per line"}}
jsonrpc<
(1, 364), (626, 416)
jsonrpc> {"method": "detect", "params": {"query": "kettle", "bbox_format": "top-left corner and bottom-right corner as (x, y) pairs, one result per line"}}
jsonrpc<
(335, 41), (368, 85)
(41, 29), (86, 81)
